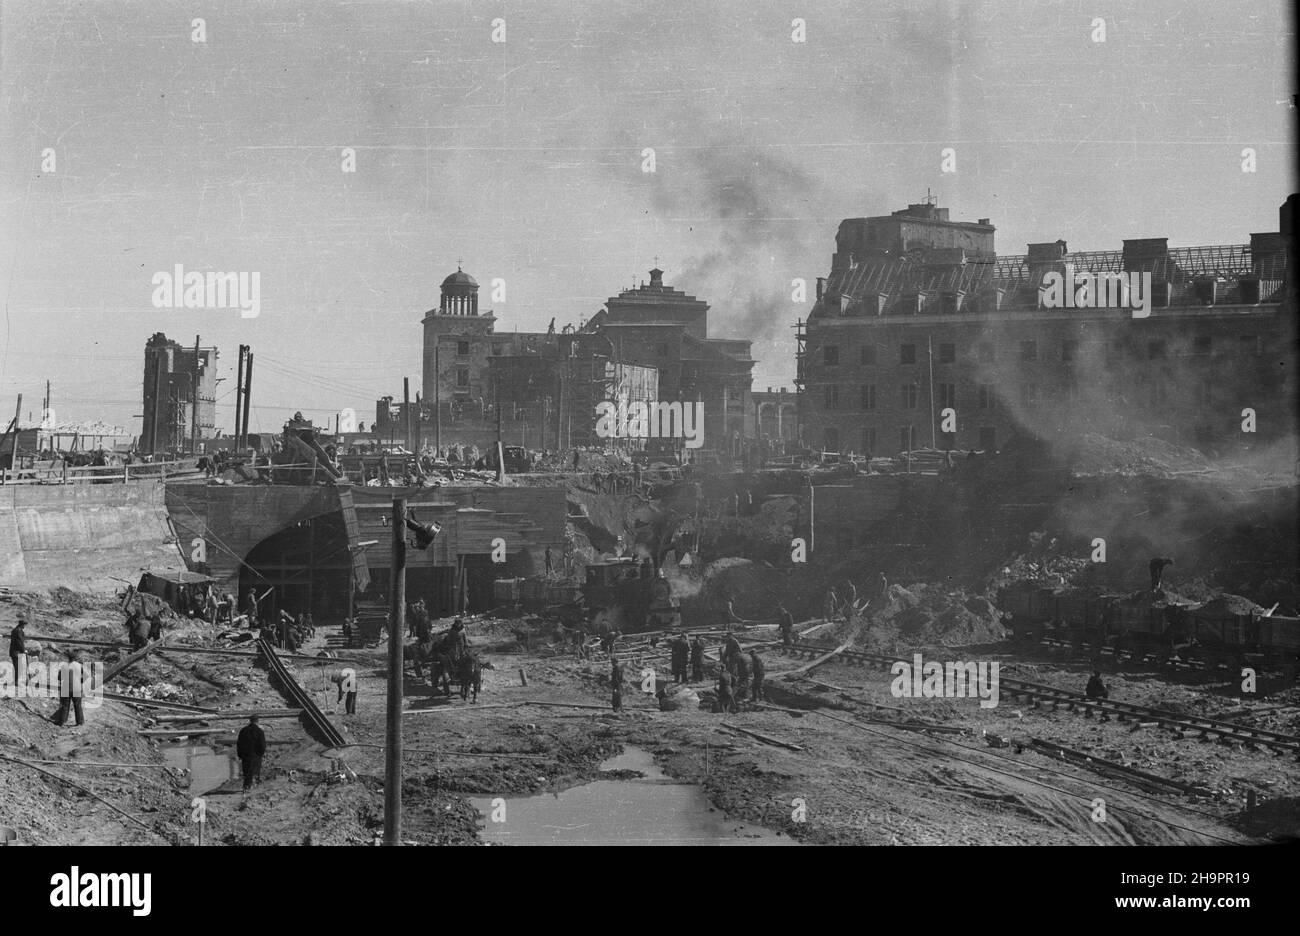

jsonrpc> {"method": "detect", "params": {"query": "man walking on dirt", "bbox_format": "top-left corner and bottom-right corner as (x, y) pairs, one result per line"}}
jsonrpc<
(670, 632), (689, 683)
(236, 715), (266, 793)
(51, 653), (86, 727)
(8, 619), (28, 696)
(690, 635), (706, 683)
(610, 656), (625, 712)
(716, 667), (736, 714)
(749, 650), (766, 703)
(1149, 557), (1174, 594)
(778, 604), (794, 647)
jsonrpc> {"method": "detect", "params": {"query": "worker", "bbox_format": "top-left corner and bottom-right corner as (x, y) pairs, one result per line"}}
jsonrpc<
(716, 667), (736, 714)
(733, 650), (751, 702)
(447, 619), (469, 664)
(778, 604), (794, 646)
(51, 653), (86, 727)
(690, 635), (706, 683)
(545, 546), (554, 575)
(723, 633), (742, 674)
(749, 650), (766, 702)
(610, 656), (624, 712)
(147, 612), (163, 643)
(1085, 671), (1109, 700)
(129, 614), (150, 652)
(333, 668), (358, 715)
(670, 632), (689, 683)
(8, 619), (28, 695)
(1149, 557), (1174, 594)
(572, 449), (580, 471)
(244, 589), (260, 628)
(236, 715), (267, 793)
(414, 608), (432, 645)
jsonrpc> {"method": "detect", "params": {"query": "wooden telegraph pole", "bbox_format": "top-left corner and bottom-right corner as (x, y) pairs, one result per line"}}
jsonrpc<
(383, 495), (406, 846)
(191, 335), (201, 454)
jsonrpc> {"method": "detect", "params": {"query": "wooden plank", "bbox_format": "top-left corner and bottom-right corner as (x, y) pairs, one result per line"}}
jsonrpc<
(778, 636), (855, 679)
(719, 723), (804, 752)
(137, 728), (235, 737)
(102, 637), (169, 684)
(101, 691), (218, 713)
(152, 709), (303, 723)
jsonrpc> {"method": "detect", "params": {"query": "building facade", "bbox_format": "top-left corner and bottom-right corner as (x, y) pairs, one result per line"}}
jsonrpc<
(141, 332), (218, 455)
(798, 200), (1296, 458)
(413, 265), (755, 455)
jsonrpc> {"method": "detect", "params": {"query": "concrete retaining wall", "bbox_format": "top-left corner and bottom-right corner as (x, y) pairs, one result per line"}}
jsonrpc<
(0, 481), (185, 591)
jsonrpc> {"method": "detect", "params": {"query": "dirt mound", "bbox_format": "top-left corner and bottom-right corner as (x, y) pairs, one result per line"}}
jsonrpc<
(861, 583), (1009, 649)
(1064, 433), (1213, 478)
(1188, 594), (1266, 617)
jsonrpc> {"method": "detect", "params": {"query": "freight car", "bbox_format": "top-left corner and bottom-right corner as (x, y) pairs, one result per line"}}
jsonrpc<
(997, 585), (1299, 672)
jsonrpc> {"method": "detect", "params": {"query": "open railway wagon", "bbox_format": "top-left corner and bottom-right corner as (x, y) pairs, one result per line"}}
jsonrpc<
(1178, 597), (1300, 673)
(1100, 593), (1198, 661)
(346, 597), (389, 647)
(996, 584), (1108, 643)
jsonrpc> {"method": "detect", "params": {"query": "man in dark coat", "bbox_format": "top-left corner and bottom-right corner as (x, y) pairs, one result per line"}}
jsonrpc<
(778, 604), (794, 646)
(690, 635), (706, 683)
(8, 619), (27, 692)
(236, 715), (266, 792)
(733, 650), (751, 702)
(610, 657), (624, 712)
(749, 650), (766, 702)
(670, 633), (689, 683)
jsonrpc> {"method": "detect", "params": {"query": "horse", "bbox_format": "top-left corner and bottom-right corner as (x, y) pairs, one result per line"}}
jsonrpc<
(407, 638), (454, 696)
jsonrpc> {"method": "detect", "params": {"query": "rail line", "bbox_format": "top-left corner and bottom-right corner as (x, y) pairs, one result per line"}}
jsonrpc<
(772, 641), (1300, 756)
(256, 638), (348, 750)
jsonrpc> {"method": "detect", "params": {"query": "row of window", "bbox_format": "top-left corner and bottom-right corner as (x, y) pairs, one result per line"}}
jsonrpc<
(820, 334), (1257, 367)
(822, 378), (1217, 411)
(821, 425), (999, 455)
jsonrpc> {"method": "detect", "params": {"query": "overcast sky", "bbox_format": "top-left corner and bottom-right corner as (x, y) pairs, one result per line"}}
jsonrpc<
(1, 0), (1294, 436)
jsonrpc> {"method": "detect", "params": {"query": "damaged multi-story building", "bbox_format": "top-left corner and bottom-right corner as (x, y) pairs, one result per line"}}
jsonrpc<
(380, 265), (755, 455)
(141, 332), (219, 455)
(797, 198), (1297, 456)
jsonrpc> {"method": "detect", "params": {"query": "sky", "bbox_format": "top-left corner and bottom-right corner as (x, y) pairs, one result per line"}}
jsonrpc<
(1, 0), (1295, 437)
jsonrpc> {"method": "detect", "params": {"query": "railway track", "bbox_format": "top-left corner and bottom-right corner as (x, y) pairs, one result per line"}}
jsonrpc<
(256, 638), (348, 749)
(772, 641), (1300, 756)
(1035, 634), (1297, 676)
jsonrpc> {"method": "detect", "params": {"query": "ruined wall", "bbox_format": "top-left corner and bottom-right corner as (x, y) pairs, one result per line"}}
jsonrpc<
(0, 481), (185, 591)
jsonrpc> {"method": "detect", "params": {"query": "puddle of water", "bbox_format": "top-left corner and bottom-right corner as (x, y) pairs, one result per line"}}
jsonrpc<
(471, 747), (797, 846)
(162, 743), (240, 795)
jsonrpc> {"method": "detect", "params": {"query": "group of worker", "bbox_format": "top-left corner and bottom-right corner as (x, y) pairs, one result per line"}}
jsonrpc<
(7, 619), (92, 728)
(605, 629), (767, 714)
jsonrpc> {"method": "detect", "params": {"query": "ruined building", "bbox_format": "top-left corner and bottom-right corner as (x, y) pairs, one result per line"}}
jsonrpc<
(798, 199), (1296, 456)
(141, 332), (218, 455)
(400, 265), (754, 454)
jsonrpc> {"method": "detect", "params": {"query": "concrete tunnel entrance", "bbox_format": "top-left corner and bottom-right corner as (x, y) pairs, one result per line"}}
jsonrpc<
(239, 513), (354, 624)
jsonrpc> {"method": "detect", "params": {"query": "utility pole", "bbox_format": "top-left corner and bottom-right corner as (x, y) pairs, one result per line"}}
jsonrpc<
(403, 377), (412, 453)
(191, 335), (201, 454)
(927, 333), (936, 449)
(235, 345), (246, 449)
(241, 351), (255, 451)
(384, 495), (406, 846)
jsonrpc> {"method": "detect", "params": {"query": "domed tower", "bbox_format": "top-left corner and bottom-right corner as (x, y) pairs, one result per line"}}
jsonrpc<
(422, 264), (496, 410)
(439, 266), (479, 316)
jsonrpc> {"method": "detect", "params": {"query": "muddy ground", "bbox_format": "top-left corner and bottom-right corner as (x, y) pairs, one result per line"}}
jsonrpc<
(3, 588), (1297, 846)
